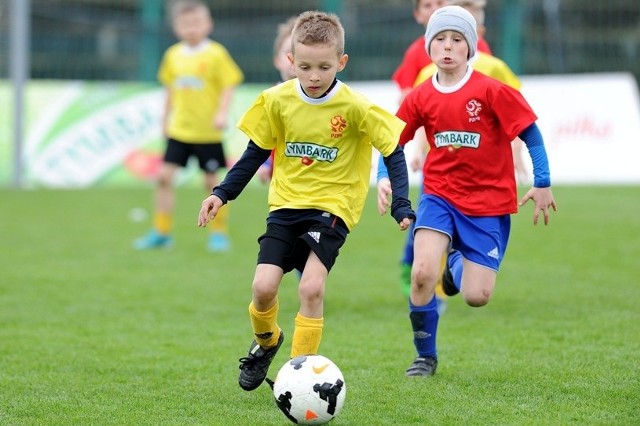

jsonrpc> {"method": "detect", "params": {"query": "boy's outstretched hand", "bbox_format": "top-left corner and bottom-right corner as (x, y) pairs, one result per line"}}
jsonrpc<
(518, 187), (557, 225)
(197, 195), (224, 227)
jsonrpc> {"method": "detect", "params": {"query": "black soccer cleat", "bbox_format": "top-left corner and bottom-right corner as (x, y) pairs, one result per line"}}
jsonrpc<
(405, 356), (438, 377)
(441, 253), (459, 296)
(238, 331), (284, 391)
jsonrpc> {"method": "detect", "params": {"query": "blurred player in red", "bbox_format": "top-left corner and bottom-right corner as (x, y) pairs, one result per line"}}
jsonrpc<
(392, 0), (491, 102)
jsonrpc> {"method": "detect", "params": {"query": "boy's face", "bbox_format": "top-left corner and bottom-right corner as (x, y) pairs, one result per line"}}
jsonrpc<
(273, 35), (296, 82)
(429, 30), (469, 70)
(289, 42), (348, 99)
(173, 7), (213, 46)
(414, 0), (447, 27)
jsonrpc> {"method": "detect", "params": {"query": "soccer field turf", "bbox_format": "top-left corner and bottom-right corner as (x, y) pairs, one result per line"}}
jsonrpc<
(1, 185), (638, 425)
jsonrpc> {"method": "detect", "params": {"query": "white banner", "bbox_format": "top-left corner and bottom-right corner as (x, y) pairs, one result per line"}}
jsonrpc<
(3, 73), (638, 187)
(355, 72), (640, 185)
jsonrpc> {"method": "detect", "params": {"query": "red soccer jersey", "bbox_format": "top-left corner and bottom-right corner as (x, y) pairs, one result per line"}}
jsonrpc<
(397, 69), (537, 216)
(392, 35), (492, 91)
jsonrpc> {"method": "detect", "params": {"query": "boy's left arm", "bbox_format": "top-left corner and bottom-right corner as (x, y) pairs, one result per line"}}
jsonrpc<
(517, 123), (557, 225)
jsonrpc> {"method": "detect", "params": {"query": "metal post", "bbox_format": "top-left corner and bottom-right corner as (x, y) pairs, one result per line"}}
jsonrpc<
(10, 0), (30, 188)
(322, 0), (342, 14)
(139, 0), (162, 81)
(501, 0), (522, 74)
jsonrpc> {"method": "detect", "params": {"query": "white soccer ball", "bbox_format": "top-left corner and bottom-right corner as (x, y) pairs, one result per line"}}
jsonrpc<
(272, 354), (346, 425)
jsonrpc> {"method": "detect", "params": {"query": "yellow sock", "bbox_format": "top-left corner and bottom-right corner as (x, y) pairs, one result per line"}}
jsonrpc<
(291, 313), (323, 358)
(249, 300), (281, 348)
(435, 254), (448, 299)
(153, 212), (172, 235)
(208, 203), (229, 234)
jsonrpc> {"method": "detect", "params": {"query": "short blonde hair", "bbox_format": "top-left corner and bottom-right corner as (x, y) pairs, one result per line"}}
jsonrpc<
(291, 11), (345, 56)
(273, 16), (297, 56)
(169, 0), (211, 22)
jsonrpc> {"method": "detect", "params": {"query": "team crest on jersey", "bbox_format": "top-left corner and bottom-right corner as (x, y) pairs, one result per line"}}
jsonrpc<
(285, 142), (338, 166)
(466, 99), (482, 122)
(330, 115), (347, 138)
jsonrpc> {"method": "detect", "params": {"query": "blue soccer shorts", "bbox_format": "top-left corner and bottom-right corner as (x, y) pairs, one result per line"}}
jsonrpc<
(414, 194), (511, 271)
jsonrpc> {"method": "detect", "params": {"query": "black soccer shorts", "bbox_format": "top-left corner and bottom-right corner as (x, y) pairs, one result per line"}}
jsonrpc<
(164, 138), (226, 173)
(257, 216), (348, 274)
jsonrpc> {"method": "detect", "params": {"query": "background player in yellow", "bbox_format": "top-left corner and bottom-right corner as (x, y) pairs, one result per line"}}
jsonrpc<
(197, 11), (415, 392)
(134, 0), (244, 252)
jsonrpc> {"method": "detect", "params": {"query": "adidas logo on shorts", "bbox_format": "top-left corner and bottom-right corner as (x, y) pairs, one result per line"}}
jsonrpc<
(308, 231), (321, 243)
(487, 247), (499, 259)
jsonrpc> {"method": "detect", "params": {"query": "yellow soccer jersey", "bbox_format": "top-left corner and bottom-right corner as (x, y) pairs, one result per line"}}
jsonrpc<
(414, 52), (521, 90)
(237, 79), (406, 231)
(158, 40), (244, 143)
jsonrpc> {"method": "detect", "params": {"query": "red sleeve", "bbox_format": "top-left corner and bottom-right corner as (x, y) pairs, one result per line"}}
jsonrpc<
(391, 37), (431, 90)
(478, 37), (492, 55)
(395, 91), (422, 146)
(488, 84), (537, 140)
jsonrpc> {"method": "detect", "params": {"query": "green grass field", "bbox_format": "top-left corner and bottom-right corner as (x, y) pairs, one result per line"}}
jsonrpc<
(1, 185), (639, 425)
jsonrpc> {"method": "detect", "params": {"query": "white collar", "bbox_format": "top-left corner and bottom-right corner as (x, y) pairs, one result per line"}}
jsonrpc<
(431, 66), (474, 93)
(295, 79), (343, 104)
(180, 39), (210, 55)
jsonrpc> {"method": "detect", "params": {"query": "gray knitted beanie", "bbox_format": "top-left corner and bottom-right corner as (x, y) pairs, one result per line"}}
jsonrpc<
(425, 5), (478, 59)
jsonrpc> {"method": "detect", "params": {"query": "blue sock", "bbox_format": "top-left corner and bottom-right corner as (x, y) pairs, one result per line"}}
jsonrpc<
(401, 221), (416, 265)
(402, 189), (422, 265)
(448, 250), (463, 292)
(409, 296), (439, 358)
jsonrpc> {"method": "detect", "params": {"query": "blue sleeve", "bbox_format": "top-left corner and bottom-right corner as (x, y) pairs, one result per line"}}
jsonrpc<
(519, 123), (551, 188)
(377, 153), (389, 181)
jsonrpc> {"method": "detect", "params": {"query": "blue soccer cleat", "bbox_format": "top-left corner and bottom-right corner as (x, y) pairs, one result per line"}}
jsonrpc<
(207, 232), (230, 252)
(133, 230), (173, 250)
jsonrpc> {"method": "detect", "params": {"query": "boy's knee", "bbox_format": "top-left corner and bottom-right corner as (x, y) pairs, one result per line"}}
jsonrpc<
(252, 279), (278, 302)
(411, 264), (439, 292)
(157, 173), (173, 188)
(298, 279), (324, 303)
(462, 287), (492, 307)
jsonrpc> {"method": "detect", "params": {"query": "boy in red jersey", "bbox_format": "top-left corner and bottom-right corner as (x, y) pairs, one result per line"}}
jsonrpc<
(198, 11), (414, 391)
(390, 0), (493, 302)
(380, 6), (556, 377)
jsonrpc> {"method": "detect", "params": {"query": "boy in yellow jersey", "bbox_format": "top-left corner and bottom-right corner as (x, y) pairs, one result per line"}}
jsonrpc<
(197, 11), (415, 392)
(134, 0), (243, 252)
